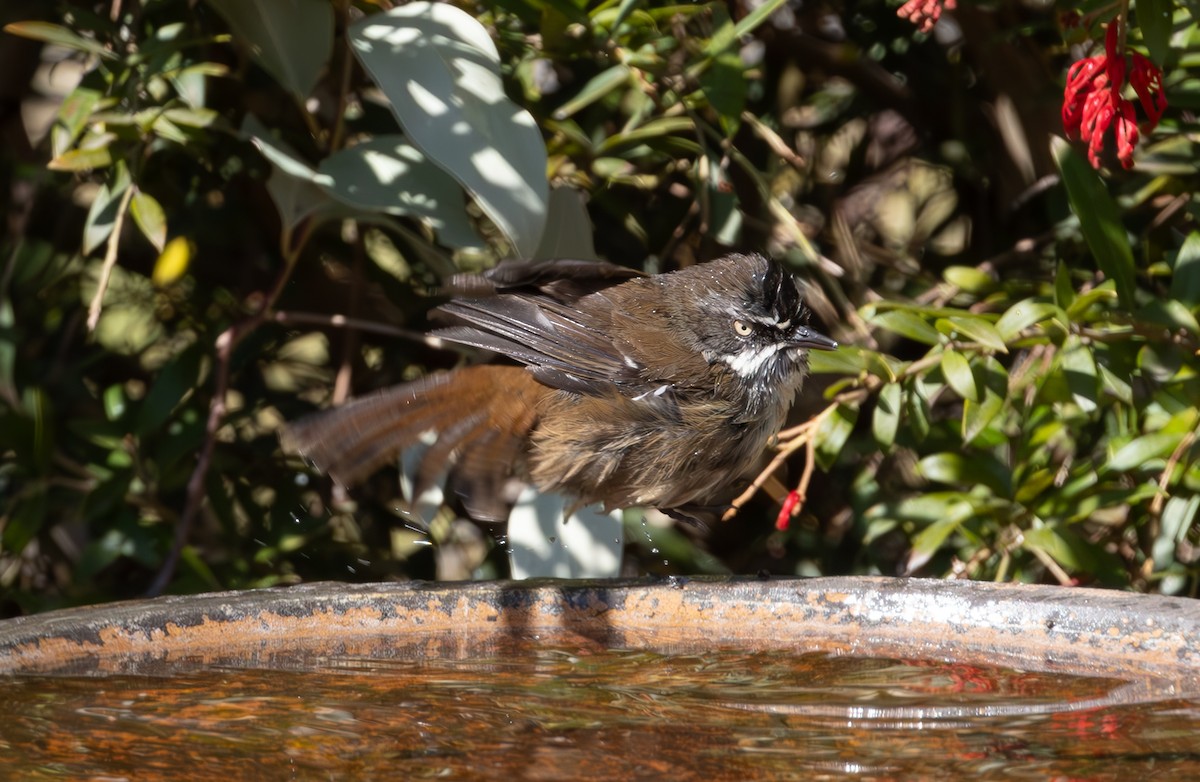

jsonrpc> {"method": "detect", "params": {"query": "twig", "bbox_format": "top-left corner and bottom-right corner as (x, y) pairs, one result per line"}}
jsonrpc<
(272, 310), (447, 349)
(723, 404), (834, 521)
(146, 323), (238, 596)
(86, 185), (135, 332)
(1149, 428), (1198, 517)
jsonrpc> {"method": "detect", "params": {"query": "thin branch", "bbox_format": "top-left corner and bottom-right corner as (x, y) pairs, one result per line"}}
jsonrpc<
(146, 323), (236, 597)
(86, 184), (135, 332)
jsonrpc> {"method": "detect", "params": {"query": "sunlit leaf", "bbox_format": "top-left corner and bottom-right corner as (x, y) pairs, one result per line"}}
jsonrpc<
(350, 3), (548, 257)
(1107, 431), (1180, 473)
(940, 349), (977, 401)
(871, 309), (941, 345)
(962, 356), (1007, 445)
(318, 136), (481, 249)
(872, 381), (902, 447)
(936, 315), (1007, 353)
(51, 87), (102, 158)
(552, 64), (630, 120)
(994, 299), (1059, 341)
(918, 452), (1011, 497)
(3, 21), (116, 59)
(130, 191), (167, 252)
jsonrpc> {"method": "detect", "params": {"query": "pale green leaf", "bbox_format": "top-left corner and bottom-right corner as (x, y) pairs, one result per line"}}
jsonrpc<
(206, 0), (333, 98)
(130, 191), (167, 252)
(350, 3), (548, 257)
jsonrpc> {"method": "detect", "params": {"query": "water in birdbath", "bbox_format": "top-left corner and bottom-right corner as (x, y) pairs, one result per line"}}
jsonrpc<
(4, 646), (1198, 780)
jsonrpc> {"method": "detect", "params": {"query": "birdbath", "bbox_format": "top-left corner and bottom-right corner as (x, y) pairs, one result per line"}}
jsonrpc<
(2, 577), (1198, 779)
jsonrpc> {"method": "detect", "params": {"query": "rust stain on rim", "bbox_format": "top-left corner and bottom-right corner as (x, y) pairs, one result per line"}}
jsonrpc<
(1, 577), (1198, 684)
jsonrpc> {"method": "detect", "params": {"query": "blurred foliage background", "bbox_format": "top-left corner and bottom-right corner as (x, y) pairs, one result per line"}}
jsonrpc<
(1, 0), (1198, 616)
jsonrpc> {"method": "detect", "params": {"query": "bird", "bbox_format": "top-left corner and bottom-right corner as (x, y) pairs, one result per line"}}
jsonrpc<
(281, 253), (837, 524)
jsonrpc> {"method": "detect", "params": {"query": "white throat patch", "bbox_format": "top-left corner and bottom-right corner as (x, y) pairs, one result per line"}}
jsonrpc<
(722, 343), (785, 378)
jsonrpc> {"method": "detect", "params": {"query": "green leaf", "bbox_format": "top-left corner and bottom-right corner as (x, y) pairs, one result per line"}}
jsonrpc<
(1097, 362), (1133, 404)
(872, 381), (902, 447)
(136, 344), (204, 436)
(1051, 137), (1137, 310)
(1138, 0), (1174, 67)
(1107, 431), (1180, 472)
(1171, 231), (1200, 307)
(2, 492), (46, 555)
(1023, 525), (1124, 583)
(907, 515), (965, 572)
(815, 404), (858, 471)
(906, 380), (932, 443)
(943, 265), (994, 294)
(1156, 495), (1200, 568)
(871, 309), (941, 345)
(206, 0), (333, 98)
(962, 356), (1008, 445)
(130, 191), (167, 252)
(1060, 336), (1099, 413)
(533, 187), (597, 260)
(318, 136), (481, 249)
(2, 21), (116, 59)
(47, 146), (113, 172)
(699, 52), (746, 137)
(917, 452), (1012, 497)
(1054, 260), (1076, 310)
(940, 349), (978, 401)
(807, 345), (869, 375)
(936, 315), (1007, 353)
(552, 64), (630, 120)
(994, 299), (1060, 341)
(51, 87), (102, 158)
(82, 162), (131, 255)
(597, 117), (695, 153)
(350, 3), (549, 257)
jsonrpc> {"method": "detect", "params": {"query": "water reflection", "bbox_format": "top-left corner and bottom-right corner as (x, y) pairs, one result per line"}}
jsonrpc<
(4, 649), (1199, 780)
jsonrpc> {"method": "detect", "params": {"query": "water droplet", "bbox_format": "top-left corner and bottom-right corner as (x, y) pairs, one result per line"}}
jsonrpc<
(651, 548), (659, 554)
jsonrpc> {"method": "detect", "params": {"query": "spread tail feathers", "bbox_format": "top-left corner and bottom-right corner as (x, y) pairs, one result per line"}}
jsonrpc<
(280, 365), (543, 521)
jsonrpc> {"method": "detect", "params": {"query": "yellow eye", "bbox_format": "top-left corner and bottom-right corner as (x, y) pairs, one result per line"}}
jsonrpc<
(733, 319), (753, 336)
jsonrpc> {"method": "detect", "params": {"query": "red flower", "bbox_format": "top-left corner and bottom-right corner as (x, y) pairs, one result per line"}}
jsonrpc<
(1062, 22), (1167, 169)
(898, 0), (957, 33)
(775, 489), (801, 531)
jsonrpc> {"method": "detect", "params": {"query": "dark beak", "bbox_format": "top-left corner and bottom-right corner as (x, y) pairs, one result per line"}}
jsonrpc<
(787, 327), (838, 351)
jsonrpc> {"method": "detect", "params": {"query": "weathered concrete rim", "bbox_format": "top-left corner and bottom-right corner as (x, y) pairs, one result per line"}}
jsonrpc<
(1, 577), (1197, 685)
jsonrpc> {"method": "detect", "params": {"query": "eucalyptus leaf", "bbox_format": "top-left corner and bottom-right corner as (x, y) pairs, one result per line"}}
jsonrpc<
(206, 0), (333, 98)
(350, 3), (549, 257)
(318, 136), (481, 249)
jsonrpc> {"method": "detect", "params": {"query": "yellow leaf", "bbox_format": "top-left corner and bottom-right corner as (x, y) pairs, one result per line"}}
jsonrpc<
(152, 236), (195, 287)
